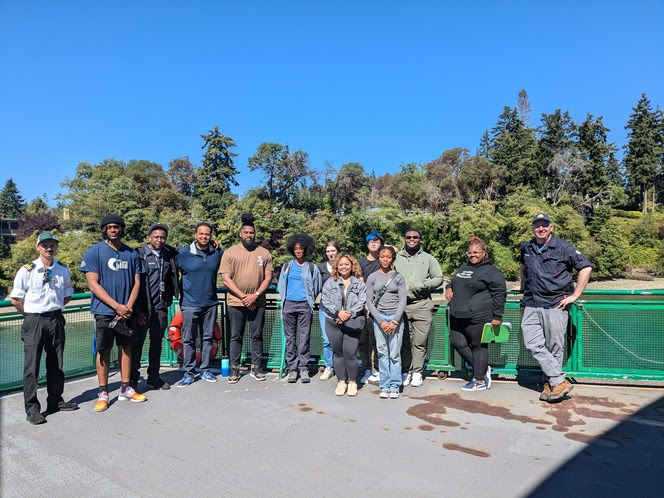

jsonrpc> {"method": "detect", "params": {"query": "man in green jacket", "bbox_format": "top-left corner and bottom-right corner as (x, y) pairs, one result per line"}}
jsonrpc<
(394, 228), (444, 387)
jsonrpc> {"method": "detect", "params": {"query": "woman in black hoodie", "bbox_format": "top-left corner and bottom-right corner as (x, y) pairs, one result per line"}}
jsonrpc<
(446, 236), (506, 391)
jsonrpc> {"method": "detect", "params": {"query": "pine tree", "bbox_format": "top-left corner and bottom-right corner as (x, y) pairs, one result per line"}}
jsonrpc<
(538, 109), (578, 199)
(490, 106), (541, 195)
(624, 93), (662, 213)
(195, 125), (239, 220)
(0, 178), (26, 217)
(577, 114), (617, 210)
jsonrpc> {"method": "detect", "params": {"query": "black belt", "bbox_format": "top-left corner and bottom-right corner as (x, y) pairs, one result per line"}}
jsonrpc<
(26, 310), (63, 318)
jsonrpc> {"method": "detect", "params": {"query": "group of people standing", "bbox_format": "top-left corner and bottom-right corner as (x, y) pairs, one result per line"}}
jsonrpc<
(10, 210), (591, 424)
(279, 228), (446, 398)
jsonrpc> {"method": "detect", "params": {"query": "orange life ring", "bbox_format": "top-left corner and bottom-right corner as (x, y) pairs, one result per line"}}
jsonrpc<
(168, 312), (221, 364)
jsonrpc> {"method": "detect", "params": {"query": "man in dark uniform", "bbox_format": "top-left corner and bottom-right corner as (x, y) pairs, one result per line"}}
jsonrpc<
(131, 223), (180, 391)
(514, 213), (592, 402)
(10, 232), (79, 425)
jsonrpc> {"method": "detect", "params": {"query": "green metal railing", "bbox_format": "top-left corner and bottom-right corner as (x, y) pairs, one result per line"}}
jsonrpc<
(1, 289), (663, 391)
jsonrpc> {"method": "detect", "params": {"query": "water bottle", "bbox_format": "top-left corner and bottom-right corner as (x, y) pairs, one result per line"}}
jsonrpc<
(221, 357), (230, 377)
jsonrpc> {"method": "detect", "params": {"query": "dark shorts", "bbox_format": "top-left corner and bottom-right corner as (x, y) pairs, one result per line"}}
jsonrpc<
(94, 315), (134, 352)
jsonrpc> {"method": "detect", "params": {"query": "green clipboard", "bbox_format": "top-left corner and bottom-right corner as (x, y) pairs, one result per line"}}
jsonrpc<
(481, 322), (511, 343)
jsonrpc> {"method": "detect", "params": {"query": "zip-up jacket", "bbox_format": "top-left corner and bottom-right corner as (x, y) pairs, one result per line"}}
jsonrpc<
(277, 259), (322, 310)
(321, 276), (366, 320)
(448, 257), (506, 323)
(136, 243), (180, 316)
(394, 247), (444, 304)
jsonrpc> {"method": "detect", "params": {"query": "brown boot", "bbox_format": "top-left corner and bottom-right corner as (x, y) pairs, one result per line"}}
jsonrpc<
(539, 382), (551, 402)
(347, 380), (358, 397)
(548, 379), (574, 402)
(335, 380), (347, 396)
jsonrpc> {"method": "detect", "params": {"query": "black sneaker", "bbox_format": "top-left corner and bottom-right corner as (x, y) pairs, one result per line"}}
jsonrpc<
(26, 412), (46, 425)
(147, 377), (171, 390)
(287, 370), (298, 383)
(228, 367), (241, 384)
(46, 401), (79, 413)
(300, 369), (310, 383)
(250, 367), (266, 381)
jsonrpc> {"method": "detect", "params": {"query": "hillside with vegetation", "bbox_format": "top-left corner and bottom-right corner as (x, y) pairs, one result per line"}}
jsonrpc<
(1, 91), (663, 293)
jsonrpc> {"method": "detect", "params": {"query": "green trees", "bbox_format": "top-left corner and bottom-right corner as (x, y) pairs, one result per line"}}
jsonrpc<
(195, 125), (239, 220)
(624, 94), (662, 214)
(247, 143), (314, 209)
(0, 179), (26, 217)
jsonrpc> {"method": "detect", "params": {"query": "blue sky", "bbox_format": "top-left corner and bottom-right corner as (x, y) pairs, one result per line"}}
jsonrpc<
(1, 1), (662, 205)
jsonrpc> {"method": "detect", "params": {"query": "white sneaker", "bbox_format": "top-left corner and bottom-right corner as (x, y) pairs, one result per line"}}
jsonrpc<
(319, 368), (335, 381)
(367, 372), (380, 385)
(484, 365), (492, 390)
(402, 372), (412, 387)
(360, 369), (372, 384)
(411, 372), (423, 387)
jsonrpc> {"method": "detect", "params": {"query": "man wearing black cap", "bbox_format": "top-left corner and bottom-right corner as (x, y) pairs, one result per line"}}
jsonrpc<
(514, 213), (592, 402)
(130, 223), (180, 391)
(10, 232), (78, 425)
(80, 214), (147, 412)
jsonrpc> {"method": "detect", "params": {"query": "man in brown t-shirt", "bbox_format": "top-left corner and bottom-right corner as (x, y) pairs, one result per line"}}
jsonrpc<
(219, 213), (273, 383)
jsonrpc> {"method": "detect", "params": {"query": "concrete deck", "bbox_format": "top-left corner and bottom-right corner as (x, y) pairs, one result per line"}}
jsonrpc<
(2, 368), (663, 497)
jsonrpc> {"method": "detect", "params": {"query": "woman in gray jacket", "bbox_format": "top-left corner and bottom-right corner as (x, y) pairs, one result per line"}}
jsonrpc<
(321, 254), (366, 397)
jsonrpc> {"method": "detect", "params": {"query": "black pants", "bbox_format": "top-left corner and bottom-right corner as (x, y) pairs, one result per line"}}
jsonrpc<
(131, 308), (168, 384)
(358, 319), (378, 372)
(400, 321), (412, 374)
(449, 316), (488, 380)
(282, 300), (313, 372)
(325, 317), (361, 382)
(228, 305), (265, 367)
(22, 311), (66, 415)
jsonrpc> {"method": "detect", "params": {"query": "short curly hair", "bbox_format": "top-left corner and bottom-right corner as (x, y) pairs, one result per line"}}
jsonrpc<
(330, 253), (362, 280)
(286, 233), (315, 258)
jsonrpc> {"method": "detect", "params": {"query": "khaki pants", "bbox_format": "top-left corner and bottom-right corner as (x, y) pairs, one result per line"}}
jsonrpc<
(402, 299), (434, 374)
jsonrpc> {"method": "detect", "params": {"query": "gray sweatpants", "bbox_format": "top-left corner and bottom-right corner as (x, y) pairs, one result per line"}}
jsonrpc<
(521, 307), (568, 386)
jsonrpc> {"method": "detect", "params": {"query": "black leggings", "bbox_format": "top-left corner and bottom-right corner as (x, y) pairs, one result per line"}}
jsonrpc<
(325, 317), (361, 382)
(449, 316), (488, 380)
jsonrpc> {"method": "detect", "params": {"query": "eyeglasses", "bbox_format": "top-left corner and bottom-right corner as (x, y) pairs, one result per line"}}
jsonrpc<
(405, 236), (420, 240)
(467, 251), (483, 256)
(43, 268), (52, 284)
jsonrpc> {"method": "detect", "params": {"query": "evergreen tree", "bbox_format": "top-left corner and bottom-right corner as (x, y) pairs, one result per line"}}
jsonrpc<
(517, 89), (533, 127)
(476, 130), (491, 158)
(538, 109), (578, 199)
(577, 114), (617, 210)
(490, 106), (541, 195)
(624, 93), (662, 213)
(0, 178), (26, 217)
(195, 125), (239, 220)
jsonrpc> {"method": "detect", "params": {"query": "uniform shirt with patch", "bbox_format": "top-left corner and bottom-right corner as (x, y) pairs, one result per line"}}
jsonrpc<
(10, 259), (74, 313)
(80, 241), (142, 316)
(519, 234), (591, 309)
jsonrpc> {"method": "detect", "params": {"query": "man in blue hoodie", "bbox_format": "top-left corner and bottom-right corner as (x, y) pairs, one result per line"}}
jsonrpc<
(175, 222), (223, 387)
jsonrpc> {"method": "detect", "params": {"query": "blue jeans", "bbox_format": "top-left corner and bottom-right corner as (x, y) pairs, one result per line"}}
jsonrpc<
(318, 307), (334, 369)
(372, 314), (403, 392)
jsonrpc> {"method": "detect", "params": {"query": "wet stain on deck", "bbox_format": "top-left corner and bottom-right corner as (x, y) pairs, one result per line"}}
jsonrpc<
(442, 442), (490, 458)
(418, 424), (434, 431)
(408, 393), (549, 426)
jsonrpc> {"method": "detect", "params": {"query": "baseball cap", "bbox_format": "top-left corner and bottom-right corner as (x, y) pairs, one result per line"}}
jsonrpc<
(365, 231), (384, 243)
(37, 232), (58, 244)
(531, 213), (552, 224)
(148, 223), (169, 235)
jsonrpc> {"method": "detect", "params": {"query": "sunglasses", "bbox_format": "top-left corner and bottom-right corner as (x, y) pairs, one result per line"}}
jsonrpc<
(405, 236), (420, 240)
(467, 251), (483, 256)
(43, 268), (52, 284)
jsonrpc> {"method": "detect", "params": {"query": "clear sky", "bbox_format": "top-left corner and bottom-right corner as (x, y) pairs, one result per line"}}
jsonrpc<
(1, 1), (662, 205)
